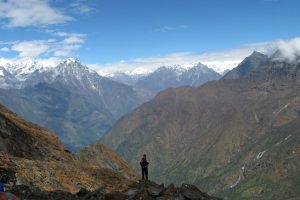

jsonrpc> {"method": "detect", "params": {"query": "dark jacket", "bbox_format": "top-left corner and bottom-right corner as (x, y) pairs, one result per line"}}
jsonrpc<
(0, 181), (4, 192)
(140, 159), (149, 168)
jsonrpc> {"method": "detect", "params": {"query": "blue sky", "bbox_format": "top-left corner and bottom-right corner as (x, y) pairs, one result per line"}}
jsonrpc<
(0, 0), (300, 73)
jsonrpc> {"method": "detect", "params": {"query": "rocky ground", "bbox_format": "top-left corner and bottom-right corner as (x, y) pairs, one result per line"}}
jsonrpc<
(8, 180), (222, 200)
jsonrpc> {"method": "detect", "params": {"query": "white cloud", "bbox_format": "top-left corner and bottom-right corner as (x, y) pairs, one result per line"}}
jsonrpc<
(0, 56), (62, 68)
(11, 40), (50, 58)
(276, 37), (300, 62)
(54, 32), (70, 37)
(48, 31), (86, 57)
(0, 27), (86, 66)
(36, 57), (62, 67)
(3, 30), (86, 59)
(0, 47), (10, 52)
(63, 34), (85, 44)
(0, 0), (73, 27)
(70, 2), (95, 14)
(47, 31), (86, 44)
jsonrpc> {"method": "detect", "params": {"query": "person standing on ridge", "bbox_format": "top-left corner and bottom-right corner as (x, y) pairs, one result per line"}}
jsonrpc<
(140, 154), (149, 180)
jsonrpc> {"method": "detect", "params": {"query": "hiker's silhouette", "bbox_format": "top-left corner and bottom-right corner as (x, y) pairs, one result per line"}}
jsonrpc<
(140, 154), (149, 180)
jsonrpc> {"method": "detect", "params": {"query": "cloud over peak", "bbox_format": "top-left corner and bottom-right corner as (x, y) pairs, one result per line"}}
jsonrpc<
(276, 37), (300, 62)
(11, 40), (50, 58)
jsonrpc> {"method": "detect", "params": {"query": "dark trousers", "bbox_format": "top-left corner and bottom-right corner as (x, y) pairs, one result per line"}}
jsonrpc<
(142, 167), (148, 180)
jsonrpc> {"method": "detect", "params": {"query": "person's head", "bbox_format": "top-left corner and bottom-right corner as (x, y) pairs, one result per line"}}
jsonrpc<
(143, 154), (146, 159)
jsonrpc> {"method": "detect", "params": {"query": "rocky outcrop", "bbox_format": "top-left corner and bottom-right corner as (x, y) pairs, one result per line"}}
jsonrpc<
(9, 181), (222, 200)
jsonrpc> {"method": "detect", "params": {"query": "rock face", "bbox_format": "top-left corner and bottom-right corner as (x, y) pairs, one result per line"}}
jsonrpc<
(222, 51), (268, 79)
(10, 181), (222, 200)
(102, 52), (300, 199)
(0, 103), (138, 194)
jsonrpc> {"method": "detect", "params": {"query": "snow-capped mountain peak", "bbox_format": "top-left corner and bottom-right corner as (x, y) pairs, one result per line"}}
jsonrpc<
(166, 65), (187, 75)
(188, 62), (215, 74)
(0, 58), (101, 89)
(61, 58), (81, 65)
(3, 59), (48, 79)
(57, 58), (98, 76)
(155, 65), (187, 76)
(97, 70), (113, 77)
(99, 67), (153, 78)
(98, 68), (152, 86)
(126, 68), (153, 76)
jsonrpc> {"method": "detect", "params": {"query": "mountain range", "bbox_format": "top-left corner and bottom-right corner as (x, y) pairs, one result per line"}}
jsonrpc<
(108, 63), (221, 93)
(0, 59), (220, 151)
(0, 59), (149, 150)
(101, 51), (300, 200)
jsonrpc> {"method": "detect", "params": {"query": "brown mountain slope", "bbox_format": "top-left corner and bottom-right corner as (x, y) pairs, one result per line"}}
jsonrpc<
(76, 143), (138, 180)
(101, 59), (300, 199)
(0, 103), (71, 160)
(0, 103), (138, 194)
